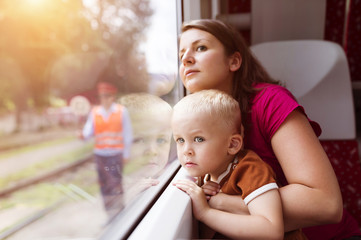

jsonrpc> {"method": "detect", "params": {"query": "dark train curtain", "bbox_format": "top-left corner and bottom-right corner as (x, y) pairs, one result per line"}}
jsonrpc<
(311, 0), (361, 82)
(345, 0), (361, 82)
(228, 0), (251, 45)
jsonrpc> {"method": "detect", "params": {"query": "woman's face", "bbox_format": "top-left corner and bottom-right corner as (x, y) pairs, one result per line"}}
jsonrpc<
(179, 28), (234, 94)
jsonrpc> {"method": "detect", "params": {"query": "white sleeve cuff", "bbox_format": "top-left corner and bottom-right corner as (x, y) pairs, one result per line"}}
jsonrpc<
(244, 183), (278, 205)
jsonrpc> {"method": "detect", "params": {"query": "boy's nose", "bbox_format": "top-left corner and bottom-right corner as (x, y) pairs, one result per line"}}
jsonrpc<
(183, 144), (194, 156)
(145, 142), (158, 156)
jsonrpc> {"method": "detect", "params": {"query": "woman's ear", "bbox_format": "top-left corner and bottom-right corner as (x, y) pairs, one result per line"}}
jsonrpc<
(228, 134), (243, 155)
(229, 52), (242, 72)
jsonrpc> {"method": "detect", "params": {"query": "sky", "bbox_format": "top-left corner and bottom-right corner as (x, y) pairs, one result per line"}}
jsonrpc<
(139, 0), (178, 75)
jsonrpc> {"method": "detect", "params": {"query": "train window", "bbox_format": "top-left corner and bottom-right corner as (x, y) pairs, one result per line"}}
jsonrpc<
(0, 0), (181, 239)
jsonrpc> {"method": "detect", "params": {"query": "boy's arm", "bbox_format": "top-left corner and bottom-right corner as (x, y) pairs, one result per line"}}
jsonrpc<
(208, 192), (249, 214)
(174, 179), (284, 240)
(204, 189), (283, 239)
(202, 180), (249, 214)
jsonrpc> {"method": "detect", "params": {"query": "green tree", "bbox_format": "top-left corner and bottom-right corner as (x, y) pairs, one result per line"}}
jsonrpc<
(0, 0), (153, 131)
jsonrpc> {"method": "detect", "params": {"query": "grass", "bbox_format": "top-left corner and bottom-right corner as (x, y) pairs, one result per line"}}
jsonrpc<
(0, 158), (99, 209)
(0, 167), (100, 236)
(0, 136), (77, 160)
(0, 132), (143, 237)
(0, 141), (94, 189)
(0, 183), (67, 210)
(0, 132), (152, 211)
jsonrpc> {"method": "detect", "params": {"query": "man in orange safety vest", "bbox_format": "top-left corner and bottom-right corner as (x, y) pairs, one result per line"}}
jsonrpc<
(80, 81), (133, 218)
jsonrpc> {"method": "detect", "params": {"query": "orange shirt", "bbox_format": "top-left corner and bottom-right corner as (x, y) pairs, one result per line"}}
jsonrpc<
(217, 150), (307, 240)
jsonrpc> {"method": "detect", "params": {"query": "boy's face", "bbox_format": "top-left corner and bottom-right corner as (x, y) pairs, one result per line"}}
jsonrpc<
(171, 111), (234, 179)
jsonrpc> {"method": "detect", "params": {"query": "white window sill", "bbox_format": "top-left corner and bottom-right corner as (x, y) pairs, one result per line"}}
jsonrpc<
(128, 166), (197, 240)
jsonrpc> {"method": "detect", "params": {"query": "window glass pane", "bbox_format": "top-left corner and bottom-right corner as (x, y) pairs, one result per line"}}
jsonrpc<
(0, 0), (179, 239)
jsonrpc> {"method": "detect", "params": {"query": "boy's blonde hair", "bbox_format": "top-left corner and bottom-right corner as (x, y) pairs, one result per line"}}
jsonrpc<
(173, 90), (242, 132)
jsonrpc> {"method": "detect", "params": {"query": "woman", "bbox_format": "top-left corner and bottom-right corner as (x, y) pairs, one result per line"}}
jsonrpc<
(178, 19), (361, 239)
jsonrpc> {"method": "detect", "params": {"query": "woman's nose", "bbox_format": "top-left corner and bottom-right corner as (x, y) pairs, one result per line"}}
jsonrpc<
(181, 50), (195, 65)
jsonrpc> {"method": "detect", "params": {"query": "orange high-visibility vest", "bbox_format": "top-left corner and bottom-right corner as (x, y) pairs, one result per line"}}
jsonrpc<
(93, 104), (124, 150)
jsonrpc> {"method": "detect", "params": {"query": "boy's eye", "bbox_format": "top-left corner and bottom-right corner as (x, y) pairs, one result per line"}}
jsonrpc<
(196, 45), (207, 52)
(194, 137), (204, 142)
(133, 137), (145, 144)
(156, 137), (167, 145)
(176, 138), (185, 144)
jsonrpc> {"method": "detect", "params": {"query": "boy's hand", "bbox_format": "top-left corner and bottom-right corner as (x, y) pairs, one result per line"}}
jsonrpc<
(173, 179), (210, 221)
(137, 177), (159, 192)
(202, 180), (220, 200)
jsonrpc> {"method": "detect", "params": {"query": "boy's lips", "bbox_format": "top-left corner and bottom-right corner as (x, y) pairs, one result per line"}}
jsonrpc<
(184, 161), (197, 168)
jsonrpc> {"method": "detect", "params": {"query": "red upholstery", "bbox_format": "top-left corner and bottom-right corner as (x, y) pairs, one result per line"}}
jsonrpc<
(321, 140), (361, 229)
(324, 0), (346, 46)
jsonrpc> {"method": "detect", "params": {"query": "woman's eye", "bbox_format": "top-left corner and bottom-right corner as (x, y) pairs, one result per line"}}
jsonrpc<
(194, 137), (204, 142)
(176, 138), (185, 144)
(196, 45), (207, 52)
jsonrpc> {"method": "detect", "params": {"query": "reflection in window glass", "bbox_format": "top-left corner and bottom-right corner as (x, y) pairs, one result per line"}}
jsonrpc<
(0, 0), (179, 239)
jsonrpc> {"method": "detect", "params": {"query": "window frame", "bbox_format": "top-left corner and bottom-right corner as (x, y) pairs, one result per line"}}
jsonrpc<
(97, 1), (185, 238)
(99, 160), (181, 240)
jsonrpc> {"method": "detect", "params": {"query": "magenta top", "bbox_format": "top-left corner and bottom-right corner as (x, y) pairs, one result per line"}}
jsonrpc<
(243, 83), (361, 239)
(244, 83), (321, 186)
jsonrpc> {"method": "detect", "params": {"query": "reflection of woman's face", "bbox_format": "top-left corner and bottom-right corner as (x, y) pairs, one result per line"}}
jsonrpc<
(131, 119), (172, 177)
(179, 29), (234, 94)
(148, 74), (176, 96)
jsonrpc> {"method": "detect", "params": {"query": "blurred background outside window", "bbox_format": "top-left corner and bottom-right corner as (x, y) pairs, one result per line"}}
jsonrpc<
(0, 0), (179, 239)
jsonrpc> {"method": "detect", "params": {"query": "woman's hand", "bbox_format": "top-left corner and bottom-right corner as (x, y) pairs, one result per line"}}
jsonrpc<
(173, 179), (210, 221)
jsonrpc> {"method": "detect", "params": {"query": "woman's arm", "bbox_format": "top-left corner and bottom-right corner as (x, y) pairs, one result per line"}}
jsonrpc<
(206, 110), (343, 232)
(271, 110), (343, 231)
(174, 179), (284, 240)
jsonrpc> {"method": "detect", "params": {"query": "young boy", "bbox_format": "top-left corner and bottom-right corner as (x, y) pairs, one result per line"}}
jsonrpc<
(172, 89), (306, 239)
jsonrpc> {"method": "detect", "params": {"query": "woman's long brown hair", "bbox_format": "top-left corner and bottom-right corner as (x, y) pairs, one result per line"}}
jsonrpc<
(181, 19), (280, 127)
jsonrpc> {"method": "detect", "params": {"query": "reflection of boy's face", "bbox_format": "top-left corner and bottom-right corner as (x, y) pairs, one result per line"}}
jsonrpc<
(131, 116), (172, 177)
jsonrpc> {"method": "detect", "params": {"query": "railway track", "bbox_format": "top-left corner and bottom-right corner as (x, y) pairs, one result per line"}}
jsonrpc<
(0, 154), (93, 198)
(0, 156), (100, 240)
